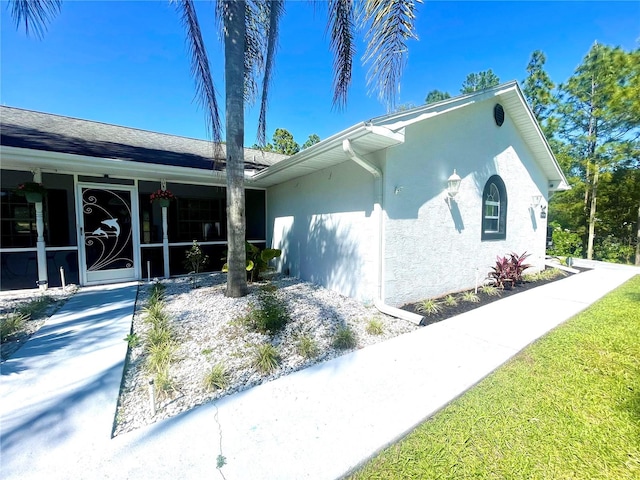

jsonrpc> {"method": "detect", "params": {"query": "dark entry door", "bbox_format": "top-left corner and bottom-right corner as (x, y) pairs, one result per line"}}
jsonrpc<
(79, 186), (137, 284)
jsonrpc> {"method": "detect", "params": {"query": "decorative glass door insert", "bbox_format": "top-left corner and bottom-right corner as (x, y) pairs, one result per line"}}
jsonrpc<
(80, 187), (136, 283)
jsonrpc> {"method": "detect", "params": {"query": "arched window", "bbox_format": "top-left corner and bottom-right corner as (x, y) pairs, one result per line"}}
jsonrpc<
(481, 175), (507, 240)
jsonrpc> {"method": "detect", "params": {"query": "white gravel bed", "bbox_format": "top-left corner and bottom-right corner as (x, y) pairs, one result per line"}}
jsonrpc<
(113, 273), (418, 436)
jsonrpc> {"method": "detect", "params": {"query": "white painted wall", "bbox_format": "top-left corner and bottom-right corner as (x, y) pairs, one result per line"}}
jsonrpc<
(382, 100), (549, 306)
(267, 99), (552, 308)
(267, 159), (378, 302)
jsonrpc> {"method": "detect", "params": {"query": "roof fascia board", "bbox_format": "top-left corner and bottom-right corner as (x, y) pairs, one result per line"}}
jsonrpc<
(0, 145), (230, 185)
(371, 81), (520, 131)
(249, 122), (368, 182)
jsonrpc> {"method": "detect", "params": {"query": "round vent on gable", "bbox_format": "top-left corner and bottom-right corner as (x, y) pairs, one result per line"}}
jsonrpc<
(494, 104), (505, 126)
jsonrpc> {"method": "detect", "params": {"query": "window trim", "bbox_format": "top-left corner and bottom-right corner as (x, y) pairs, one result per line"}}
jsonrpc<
(481, 175), (507, 240)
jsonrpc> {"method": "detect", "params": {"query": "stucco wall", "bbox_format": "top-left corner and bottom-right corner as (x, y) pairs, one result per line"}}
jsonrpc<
(382, 100), (549, 307)
(267, 159), (377, 302)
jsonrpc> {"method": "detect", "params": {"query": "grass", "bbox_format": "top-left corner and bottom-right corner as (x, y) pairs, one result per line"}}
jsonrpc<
(296, 334), (319, 359)
(416, 299), (442, 315)
(141, 283), (176, 394)
(16, 295), (54, 318)
(241, 287), (290, 335)
(365, 318), (384, 336)
(459, 290), (480, 303)
(0, 312), (29, 343)
(253, 343), (281, 373)
(333, 325), (357, 350)
(442, 294), (458, 307)
(349, 275), (640, 480)
(204, 363), (230, 391)
(479, 284), (501, 296)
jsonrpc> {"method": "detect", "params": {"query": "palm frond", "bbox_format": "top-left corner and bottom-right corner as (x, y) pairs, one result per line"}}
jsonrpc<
(362, 0), (421, 110)
(244, 1), (267, 106)
(326, 0), (356, 110)
(257, 0), (284, 146)
(174, 0), (222, 159)
(9, 0), (61, 39)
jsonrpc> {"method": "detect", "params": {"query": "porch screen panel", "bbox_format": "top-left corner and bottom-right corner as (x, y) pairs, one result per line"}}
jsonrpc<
(246, 189), (266, 241)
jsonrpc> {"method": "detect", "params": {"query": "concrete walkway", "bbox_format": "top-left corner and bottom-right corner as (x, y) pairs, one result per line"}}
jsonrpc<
(1, 262), (638, 480)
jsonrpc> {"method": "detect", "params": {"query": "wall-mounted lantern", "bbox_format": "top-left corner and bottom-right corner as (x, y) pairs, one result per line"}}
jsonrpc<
(531, 195), (546, 218)
(447, 170), (461, 199)
(531, 195), (542, 208)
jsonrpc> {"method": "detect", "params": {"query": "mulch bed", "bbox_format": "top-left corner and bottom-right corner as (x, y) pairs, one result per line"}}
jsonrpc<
(401, 267), (590, 327)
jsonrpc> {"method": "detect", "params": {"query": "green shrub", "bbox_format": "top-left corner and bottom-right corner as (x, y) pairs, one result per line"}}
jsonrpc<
(124, 332), (140, 348)
(149, 283), (165, 304)
(479, 285), (500, 297)
(296, 334), (319, 359)
(204, 363), (230, 391)
(16, 296), (53, 319)
(223, 243), (282, 282)
(253, 343), (280, 373)
(147, 342), (175, 373)
(547, 224), (583, 257)
(146, 324), (173, 348)
(0, 312), (29, 343)
(244, 289), (289, 335)
(184, 240), (209, 274)
(333, 326), (357, 350)
(142, 302), (168, 325)
(366, 319), (384, 336)
(154, 366), (174, 395)
(416, 299), (442, 315)
(460, 291), (480, 303)
(595, 235), (635, 264)
(443, 295), (458, 307)
(538, 268), (567, 281)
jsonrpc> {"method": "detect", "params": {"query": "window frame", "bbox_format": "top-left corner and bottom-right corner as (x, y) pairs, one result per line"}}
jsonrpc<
(481, 175), (507, 240)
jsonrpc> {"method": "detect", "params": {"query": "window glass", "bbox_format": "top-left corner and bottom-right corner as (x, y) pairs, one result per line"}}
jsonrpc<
(481, 175), (507, 240)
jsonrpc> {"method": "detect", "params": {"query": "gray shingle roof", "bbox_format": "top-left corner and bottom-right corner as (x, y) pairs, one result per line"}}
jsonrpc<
(0, 106), (288, 171)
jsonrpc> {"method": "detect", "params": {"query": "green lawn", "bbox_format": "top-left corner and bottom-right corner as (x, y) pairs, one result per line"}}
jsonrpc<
(350, 275), (640, 480)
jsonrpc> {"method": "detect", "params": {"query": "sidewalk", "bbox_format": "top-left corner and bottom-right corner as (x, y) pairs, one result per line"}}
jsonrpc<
(1, 262), (638, 480)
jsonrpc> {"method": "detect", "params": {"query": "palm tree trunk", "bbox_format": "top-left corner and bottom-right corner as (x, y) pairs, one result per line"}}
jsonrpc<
(224, 0), (248, 297)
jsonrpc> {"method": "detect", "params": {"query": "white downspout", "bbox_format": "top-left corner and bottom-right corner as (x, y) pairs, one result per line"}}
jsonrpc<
(342, 139), (424, 326)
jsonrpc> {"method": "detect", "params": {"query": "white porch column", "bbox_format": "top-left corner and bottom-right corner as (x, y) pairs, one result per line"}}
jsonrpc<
(162, 206), (169, 279)
(33, 169), (48, 290)
(161, 179), (170, 279)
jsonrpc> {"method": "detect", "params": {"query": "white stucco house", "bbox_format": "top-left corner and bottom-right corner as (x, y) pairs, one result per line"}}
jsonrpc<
(1, 81), (568, 319)
(262, 81), (569, 311)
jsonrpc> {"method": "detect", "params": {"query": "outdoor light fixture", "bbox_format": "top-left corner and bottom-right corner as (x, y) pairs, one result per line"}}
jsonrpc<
(447, 169), (461, 198)
(531, 195), (546, 218)
(531, 195), (542, 208)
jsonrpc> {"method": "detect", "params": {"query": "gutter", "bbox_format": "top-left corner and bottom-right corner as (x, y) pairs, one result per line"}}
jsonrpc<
(342, 139), (425, 326)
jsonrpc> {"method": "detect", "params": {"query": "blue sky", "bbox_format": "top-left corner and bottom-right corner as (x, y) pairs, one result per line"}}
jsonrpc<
(1, 1), (638, 146)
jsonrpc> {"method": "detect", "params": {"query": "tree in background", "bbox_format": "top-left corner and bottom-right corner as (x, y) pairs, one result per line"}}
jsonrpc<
(424, 89), (451, 104)
(10, 0), (423, 296)
(423, 69), (498, 104)
(302, 134), (321, 149)
(460, 69), (500, 93)
(555, 43), (640, 261)
(271, 128), (300, 155)
(522, 50), (555, 135)
(252, 128), (300, 154)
